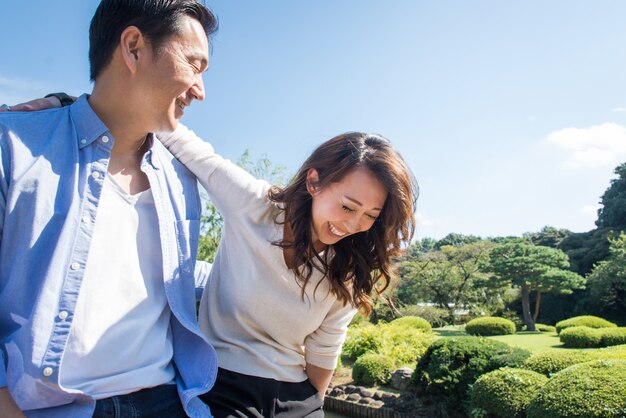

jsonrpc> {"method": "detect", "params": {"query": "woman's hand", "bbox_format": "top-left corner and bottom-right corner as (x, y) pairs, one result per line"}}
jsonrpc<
(305, 362), (334, 400)
(0, 94), (76, 112)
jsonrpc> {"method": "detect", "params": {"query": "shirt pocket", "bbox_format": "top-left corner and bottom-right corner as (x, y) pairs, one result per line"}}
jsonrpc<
(174, 219), (200, 275)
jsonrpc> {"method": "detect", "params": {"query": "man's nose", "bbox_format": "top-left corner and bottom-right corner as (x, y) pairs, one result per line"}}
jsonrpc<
(190, 75), (205, 101)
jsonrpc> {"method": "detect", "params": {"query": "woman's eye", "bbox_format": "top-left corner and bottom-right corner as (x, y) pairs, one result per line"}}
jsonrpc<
(366, 214), (378, 220)
(342, 205), (354, 213)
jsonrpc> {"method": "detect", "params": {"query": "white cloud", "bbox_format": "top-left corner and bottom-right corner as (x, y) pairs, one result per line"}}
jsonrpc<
(612, 107), (626, 113)
(546, 123), (626, 169)
(580, 205), (600, 220)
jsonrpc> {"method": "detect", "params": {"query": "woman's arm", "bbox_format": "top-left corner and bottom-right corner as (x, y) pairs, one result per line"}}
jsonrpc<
(305, 363), (333, 399)
(158, 124), (270, 218)
(0, 388), (26, 418)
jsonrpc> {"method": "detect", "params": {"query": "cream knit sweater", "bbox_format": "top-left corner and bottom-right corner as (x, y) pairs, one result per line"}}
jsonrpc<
(160, 125), (356, 382)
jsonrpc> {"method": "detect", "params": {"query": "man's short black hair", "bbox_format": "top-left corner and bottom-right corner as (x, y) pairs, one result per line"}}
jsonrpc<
(89, 0), (218, 81)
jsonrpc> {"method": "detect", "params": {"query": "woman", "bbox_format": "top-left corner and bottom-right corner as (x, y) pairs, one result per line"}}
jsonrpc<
(159, 124), (417, 417)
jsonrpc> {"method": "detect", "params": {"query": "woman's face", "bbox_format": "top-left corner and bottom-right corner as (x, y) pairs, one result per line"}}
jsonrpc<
(308, 167), (388, 250)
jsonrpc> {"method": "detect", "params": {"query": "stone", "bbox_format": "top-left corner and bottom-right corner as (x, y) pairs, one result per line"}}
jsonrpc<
(358, 397), (375, 405)
(329, 387), (345, 397)
(344, 385), (358, 394)
(373, 390), (384, 400)
(371, 400), (385, 408)
(347, 393), (361, 402)
(391, 367), (414, 391)
(359, 388), (375, 398)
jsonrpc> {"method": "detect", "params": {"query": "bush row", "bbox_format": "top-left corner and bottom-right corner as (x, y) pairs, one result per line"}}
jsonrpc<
(412, 334), (626, 417)
(555, 315), (617, 334)
(470, 360), (626, 418)
(559, 325), (626, 348)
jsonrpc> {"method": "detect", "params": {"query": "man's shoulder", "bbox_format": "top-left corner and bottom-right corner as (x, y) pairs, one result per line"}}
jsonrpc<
(0, 107), (71, 145)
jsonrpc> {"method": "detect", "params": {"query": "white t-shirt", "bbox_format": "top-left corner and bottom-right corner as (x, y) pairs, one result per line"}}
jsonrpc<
(161, 125), (357, 383)
(60, 175), (174, 399)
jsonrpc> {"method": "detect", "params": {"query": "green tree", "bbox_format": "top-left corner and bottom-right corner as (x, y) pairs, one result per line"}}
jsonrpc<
(523, 225), (572, 248)
(596, 162), (626, 230)
(585, 233), (626, 325)
(435, 232), (483, 249)
(197, 149), (288, 262)
(487, 240), (585, 331)
(397, 241), (500, 321)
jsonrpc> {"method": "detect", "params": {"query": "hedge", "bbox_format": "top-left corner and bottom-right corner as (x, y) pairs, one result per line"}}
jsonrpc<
(559, 326), (604, 348)
(351, 353), (394, 386)
(522, 350), (599, 376)
(389, 316), (432, 332)
(601, 327), (626, 347)
(555, 315), (617, 334)
(526, 360), (626, 418)
(414, 336), (515, 409)
(470, 368), (548, 418)
(342, 324), (383, 360)
(465, 316), (516, 336)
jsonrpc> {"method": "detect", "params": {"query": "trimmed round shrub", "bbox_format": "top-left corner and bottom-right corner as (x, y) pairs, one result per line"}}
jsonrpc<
(534, 323), (556, 333)
(378, 325), (434, 366)
(601, 327), (626, 347)
(390, 316), (432, 332)
(470, 368), (548, 418)
(559, 326), (603, 348)
(465, 316), (516, 336)
(527, 360), (626, 418)
(351, 353), (394, 386)
(555, 315), (617, 334)
(600, 343), (626, 359)
(342, 324), (383, 360)
(414, 336), (514, 408)
(398, 304), (449, 328)
(523, 350), (599, 376)
(490, 347), (532, 369)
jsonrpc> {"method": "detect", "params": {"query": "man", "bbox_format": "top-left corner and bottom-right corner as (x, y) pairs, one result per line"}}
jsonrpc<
(0, 1), (218, 416)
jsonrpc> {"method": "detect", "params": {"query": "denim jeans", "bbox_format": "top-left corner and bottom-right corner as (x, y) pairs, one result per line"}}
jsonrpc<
(93, 384), (187, 418)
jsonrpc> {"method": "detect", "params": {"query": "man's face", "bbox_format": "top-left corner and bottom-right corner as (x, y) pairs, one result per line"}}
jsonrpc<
(141, 16), (209, 133)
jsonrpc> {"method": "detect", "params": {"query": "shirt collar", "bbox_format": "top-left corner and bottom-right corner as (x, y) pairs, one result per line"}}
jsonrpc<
(69, 94), (109, 149)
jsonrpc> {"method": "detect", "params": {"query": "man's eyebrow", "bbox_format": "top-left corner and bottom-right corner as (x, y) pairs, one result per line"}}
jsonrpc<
(345, 196), (383, 211)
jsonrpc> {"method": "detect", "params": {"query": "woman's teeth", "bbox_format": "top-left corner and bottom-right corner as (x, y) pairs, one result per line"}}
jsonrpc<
(329, 223), (346, 237)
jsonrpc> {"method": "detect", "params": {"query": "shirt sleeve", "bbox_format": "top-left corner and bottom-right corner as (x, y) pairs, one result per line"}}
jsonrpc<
(194, 260), (212, 302)
(157, 124), (270, 220)
(304, 300), (357, 370)
(0, 126), (8, 387)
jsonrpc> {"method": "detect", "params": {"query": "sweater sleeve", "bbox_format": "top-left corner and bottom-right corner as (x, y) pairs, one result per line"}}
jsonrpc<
(304, 300), (357, 370)
(157, 124), (270, 218)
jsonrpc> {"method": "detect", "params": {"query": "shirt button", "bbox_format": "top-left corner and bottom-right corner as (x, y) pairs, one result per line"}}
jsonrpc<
(92, 172), (101, 179)
(70, 262), (80, 270)
(43, 367), (53, 377)
(58, 311), (69, 320)
(82, 216), (89, 223)
(102, 135), (110, 143)
(80, 139), (87, 145)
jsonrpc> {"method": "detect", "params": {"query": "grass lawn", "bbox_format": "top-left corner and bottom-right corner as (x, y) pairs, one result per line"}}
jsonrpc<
(433, 325), (570, 353)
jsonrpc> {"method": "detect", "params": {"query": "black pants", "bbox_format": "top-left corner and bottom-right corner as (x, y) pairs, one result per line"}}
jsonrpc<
(201, 368), (324, 418)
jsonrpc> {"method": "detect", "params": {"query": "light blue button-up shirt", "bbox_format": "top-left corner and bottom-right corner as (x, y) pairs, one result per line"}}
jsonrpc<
(0, 95), (217, 417)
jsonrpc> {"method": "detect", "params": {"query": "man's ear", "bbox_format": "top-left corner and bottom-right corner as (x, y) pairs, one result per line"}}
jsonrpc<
(306, 168), (321, 195)
(119, 26), (146, 74)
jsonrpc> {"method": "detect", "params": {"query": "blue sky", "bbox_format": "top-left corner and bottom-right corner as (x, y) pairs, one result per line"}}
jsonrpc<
(2, 1), (626, 240)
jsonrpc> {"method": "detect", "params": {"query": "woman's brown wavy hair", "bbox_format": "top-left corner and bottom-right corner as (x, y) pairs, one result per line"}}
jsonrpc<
(268, 132), (417, 315)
